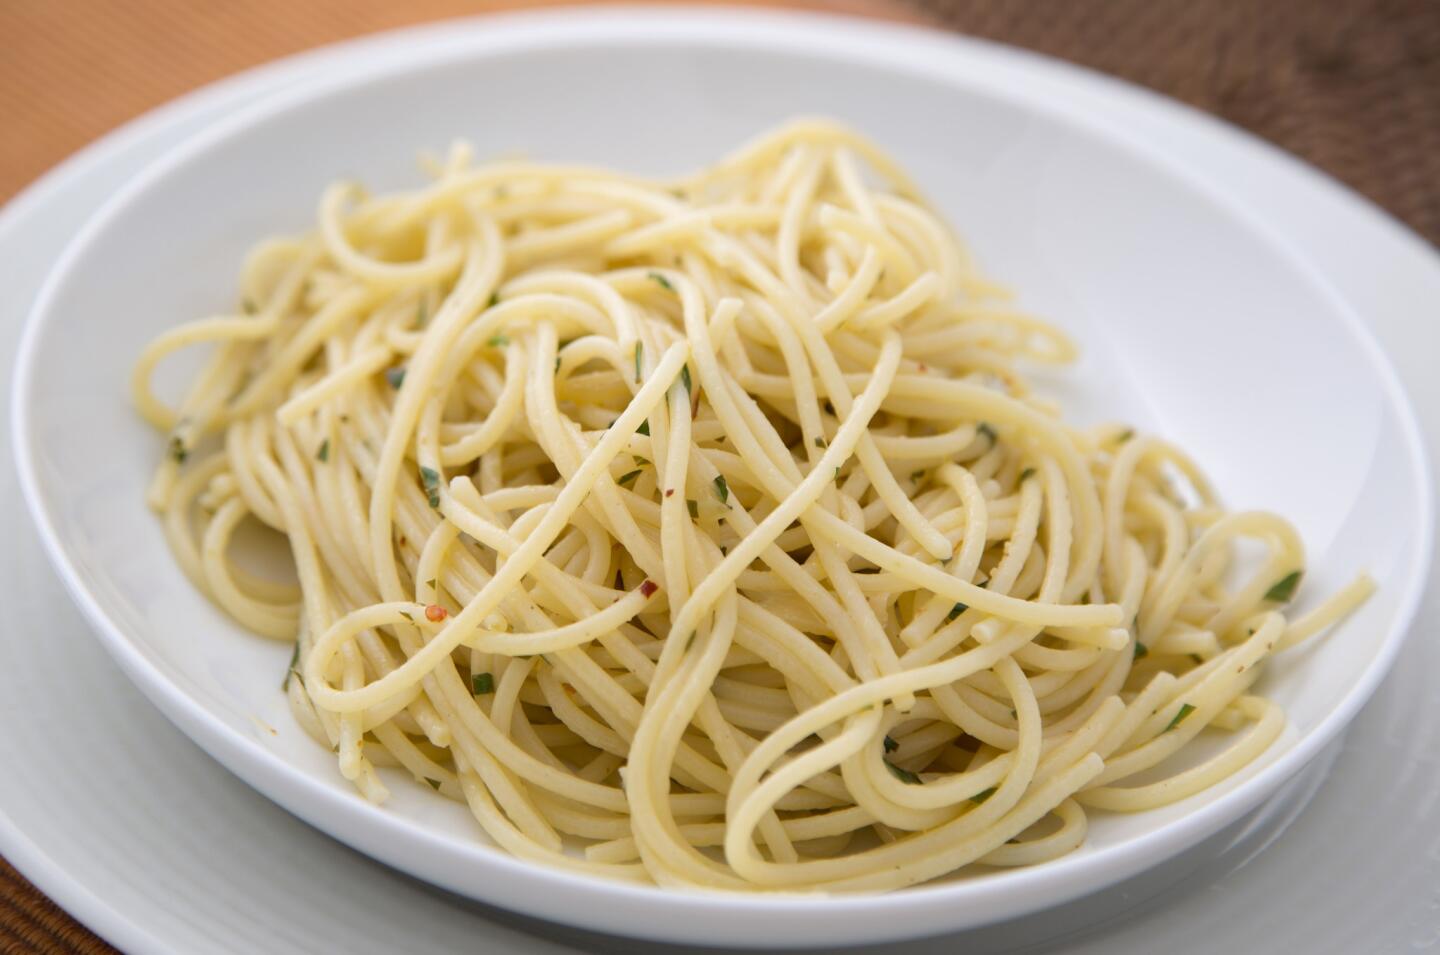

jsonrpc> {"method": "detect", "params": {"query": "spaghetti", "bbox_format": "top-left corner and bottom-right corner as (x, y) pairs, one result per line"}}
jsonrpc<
(134, 120), (1373, 892)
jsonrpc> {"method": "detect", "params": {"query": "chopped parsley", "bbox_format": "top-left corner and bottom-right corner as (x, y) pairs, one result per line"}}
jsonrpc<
(814, 437), (827, 449)
(487, 334), (509, 347)
(712, 474), (730, 505)
(617, 469), (642, 488)
(1117, 428), (1135, 442)
(472, 672), (495, 695)
(946, 602), (968, 622)
(977, 422), (998, 445)
(637, 419), (650, 437)
(1133, 642), (1149, 661)
(1263, 570), (1302, 604)
(883, 735), (899, 754)
(419, 466), (441, 508)
(1019, 467), (1036, 482)
(687, 499), (700, 520)
(281, 642), (301, 690)
(425, 778), (442, 791)
(487, 291), (500, 308)
(634, 342), (644, 384)
(680, 364), (692, 395)
(648, 271), (674, 292)
(884, 761), (922, 785)
(969, 787), (996, 804)
(386, 366), (406, 389)
(316, 439), (330, 463)
(167, 435), (188, 464)
(1164, 702), (1197, 733)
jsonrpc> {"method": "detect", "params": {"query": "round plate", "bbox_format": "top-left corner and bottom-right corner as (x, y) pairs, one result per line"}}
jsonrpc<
(5, 5), (1434, 950)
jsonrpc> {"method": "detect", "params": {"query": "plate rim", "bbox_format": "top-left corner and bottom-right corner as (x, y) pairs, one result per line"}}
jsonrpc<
(6, 6), (1435, 947)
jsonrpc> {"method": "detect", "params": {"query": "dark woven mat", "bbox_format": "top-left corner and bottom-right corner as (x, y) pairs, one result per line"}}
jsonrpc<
(3, 1), (1438, 952)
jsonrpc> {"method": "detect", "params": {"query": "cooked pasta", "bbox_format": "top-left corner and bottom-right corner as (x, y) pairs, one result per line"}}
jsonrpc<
(134, 119), (1373, 892)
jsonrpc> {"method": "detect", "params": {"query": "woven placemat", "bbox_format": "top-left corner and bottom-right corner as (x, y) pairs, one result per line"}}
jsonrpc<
(2, 1), (1437, 951)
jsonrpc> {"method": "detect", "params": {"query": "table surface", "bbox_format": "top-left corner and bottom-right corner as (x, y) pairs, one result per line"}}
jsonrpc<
(2, 0), (1437, 951)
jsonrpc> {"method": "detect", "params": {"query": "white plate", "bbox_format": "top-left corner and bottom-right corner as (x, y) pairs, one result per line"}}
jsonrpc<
(11, 9), (1433, 948)
(0, 9), (1434, 955)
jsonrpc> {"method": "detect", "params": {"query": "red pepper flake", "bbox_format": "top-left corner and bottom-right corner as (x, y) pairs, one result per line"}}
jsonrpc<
(664, 488), (675, 497)
(424, 604), (448, 622)
(639, 580), (658, 598)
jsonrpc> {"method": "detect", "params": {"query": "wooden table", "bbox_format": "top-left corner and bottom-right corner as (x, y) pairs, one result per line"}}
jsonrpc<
(2, 0), (1436, 950)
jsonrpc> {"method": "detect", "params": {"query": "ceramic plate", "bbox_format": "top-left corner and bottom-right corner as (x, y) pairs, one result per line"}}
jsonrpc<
(5, 11), (1434, 950)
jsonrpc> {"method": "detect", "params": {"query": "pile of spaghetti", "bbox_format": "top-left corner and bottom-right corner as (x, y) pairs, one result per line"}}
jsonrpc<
(135, 120), (1372, 892)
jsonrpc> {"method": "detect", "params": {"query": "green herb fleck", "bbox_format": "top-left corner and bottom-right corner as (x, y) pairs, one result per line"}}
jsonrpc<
(712, 474), (729, 505)
(687, 499), (700, 520)
(282, 642), (301, 690)
(680, 364), (692, 395)
(910, 469), (925, 483)
(1164, 702), (1197, 733)
(977, 422), (998, 445)
(883, 735), (899, 754)
(316, 439), (330, 463)
(946, 602), (968, 623)
(425, 778), (442, 791)
(242, 298), (257, 315)
(425, 578), (436, 590)
(1263, 570), (1302, 604)
(814, 436), (827, 449)
(1118, 428), (1135, 443)
(1019, 467), (1036, 482)
(969, 787), (996, 804)
(386, 367), (406, 389)
(1133, 642), (1149, 661)
(617, 469), (642, 488)
(634, 342), (644, 384)
(487, 334), (509, 347)
(166, 434), (188, 465)
(472, 673), (495, 695)
(649, 271), (674, 292)
(637, 419), (650, 437)
(554, 355), (562, 374)
(419, 466), (441, 508)
(834, 466), (841, 482)
(885, 761), (922, 785)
